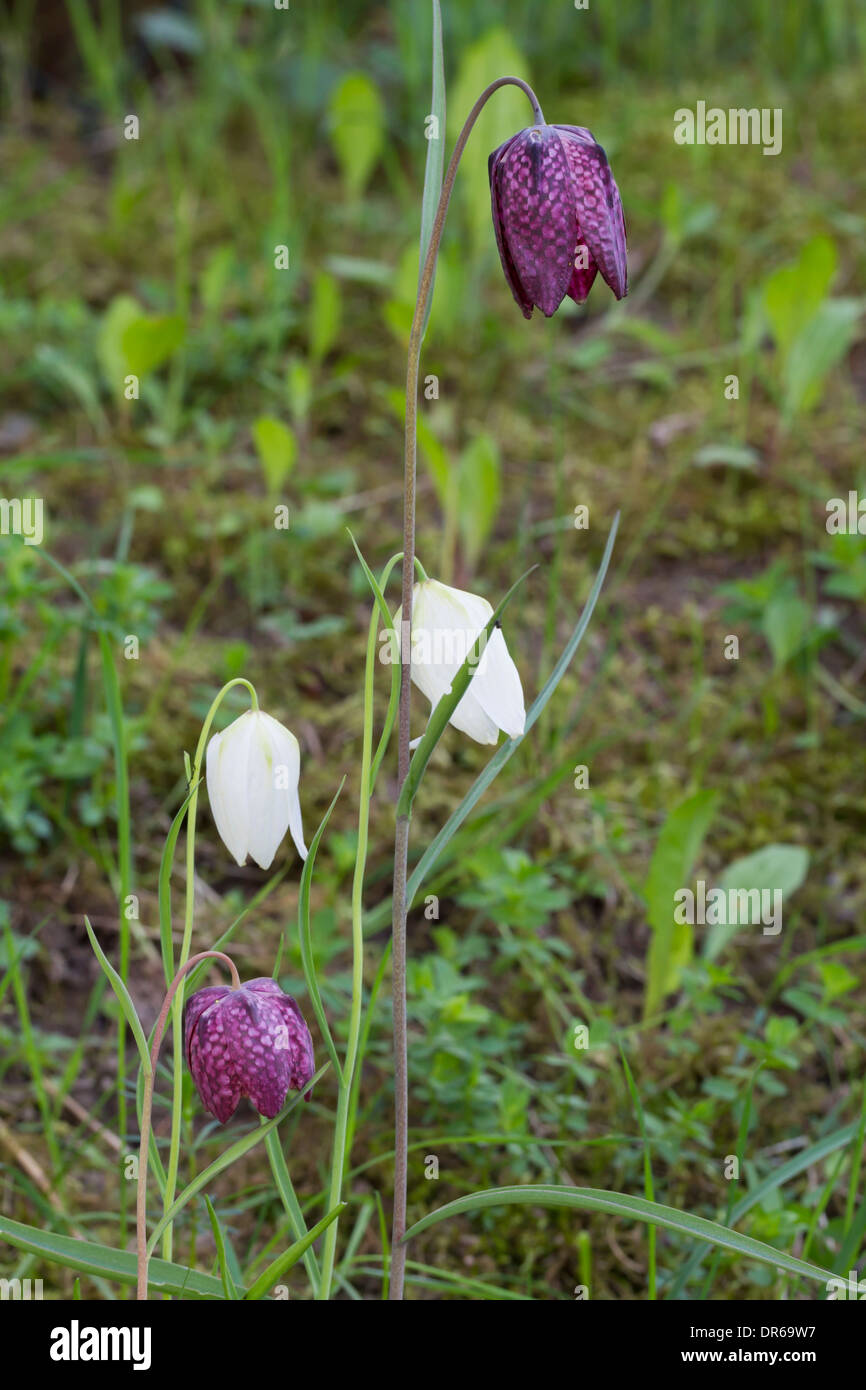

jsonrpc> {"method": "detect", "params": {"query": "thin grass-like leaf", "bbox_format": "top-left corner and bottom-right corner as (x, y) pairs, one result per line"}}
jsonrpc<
(297, 787), (345, 1080)
(402, 1184), (832, 1286)
(83, 916), (151, 1077)
(264, 1127), (320, 1295)
(146, 1062), (330, 1256)
(244, 1204), (345, 1300)
(398, 565), (537, 815)
(0, 1213), (228, 1299)
(417, 0), (445, 339)
(204, 1196), (241, 1300)
(157, 782), (198, 984)
(405, 512), (619, 900)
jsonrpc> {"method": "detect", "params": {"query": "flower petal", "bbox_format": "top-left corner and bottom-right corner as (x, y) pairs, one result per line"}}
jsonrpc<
(206, 711), (255, 866)
(185, 993), (242, 1124)
(395, 579), (522, 745)
(468, 626), (526, 740)
(554, 125), (627, 299)
(490, 125), (577, 317)
(221, 990), (294, 1120)
(489, 136), (534, 318)
(567, 231), (599, 304)
(243, 711), (291, 871)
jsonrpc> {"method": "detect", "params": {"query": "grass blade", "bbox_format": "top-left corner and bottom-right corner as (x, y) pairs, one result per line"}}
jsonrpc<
(244, 1204), (345, 1300)
(402, 1184), (832, 1287)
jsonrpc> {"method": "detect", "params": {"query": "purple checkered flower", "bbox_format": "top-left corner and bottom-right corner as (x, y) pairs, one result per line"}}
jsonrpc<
(489, 122), (627, 318)
(184, 977), (315, 1124)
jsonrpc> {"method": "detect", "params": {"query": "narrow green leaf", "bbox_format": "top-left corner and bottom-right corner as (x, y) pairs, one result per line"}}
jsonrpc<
(157, 782), (199, 983)
(297, 788), (345, 1080)
(204, 1196), (241, 1300)
(669, 1117), (861, 1299)
(146, 1062), (330, 1257)
(265, 1127), (320, 1295)
(0, 1213), (228, 1299)
(402, 1185), (832, 1286)
(83, 916), (151, 1076)
(417, 0), (445, 337)
(398, 565), (537, 816)
(405, 512), (619, 900)
(644, 789), (720, 1017)
(244, 1204), (346, 1300)
(346, 534), (402, 792)
(619, 1045), (656, 1299)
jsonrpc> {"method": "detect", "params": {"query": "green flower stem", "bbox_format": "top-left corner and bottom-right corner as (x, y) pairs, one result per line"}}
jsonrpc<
(138, 951), (240, 1300)
(390, 74), (545, 1302)
(160, 677), (258, 1272)
(317, 555), (403, 1300)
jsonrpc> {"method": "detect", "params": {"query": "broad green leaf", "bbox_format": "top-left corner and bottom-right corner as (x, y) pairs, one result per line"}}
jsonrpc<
(644, 790), (720, 1017)
(97, 294), (141, 394)
(783, 297), (862, 421)
(252, 416), (297, 493)
(692, 443), (759, 470)
(286, 357), (312, 427)
(458, 434), (501, 569)
(762, 591), (811, 669)
(199, 245), (235, 315)
(309, 271), (342, 364)
(136, 9), (204, 55)
(121, 314), (185, 377)
(763, 235), (837, 353)
(328, 72), (385, 198)
(0, 1213), (229, 1299)
(402, 1185), (832, 1287)
(704, 844), (809, 960)
(388, 242), (466, 347)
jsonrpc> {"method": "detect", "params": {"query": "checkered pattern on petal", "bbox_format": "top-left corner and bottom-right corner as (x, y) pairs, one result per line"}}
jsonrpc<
(184, 978), (316, 1124)
(554, 125), (627, 300)
(489, 124), (577, 317)
(185, 989), (242, 1124)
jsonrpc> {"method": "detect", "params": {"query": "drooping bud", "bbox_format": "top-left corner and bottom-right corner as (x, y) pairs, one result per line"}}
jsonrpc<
(184, 977), (315, 1123)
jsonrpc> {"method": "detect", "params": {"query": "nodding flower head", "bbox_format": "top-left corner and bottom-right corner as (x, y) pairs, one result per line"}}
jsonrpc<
(205, 709), (307, 871)
(184, 977), (315, 1124)
(393, 577), (525, 747)
(489, 122), (627, 318)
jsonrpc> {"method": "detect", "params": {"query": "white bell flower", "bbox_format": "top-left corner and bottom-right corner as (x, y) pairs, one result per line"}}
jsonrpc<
(205, 709), (307, 869)
(394, 578), (526, 746)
